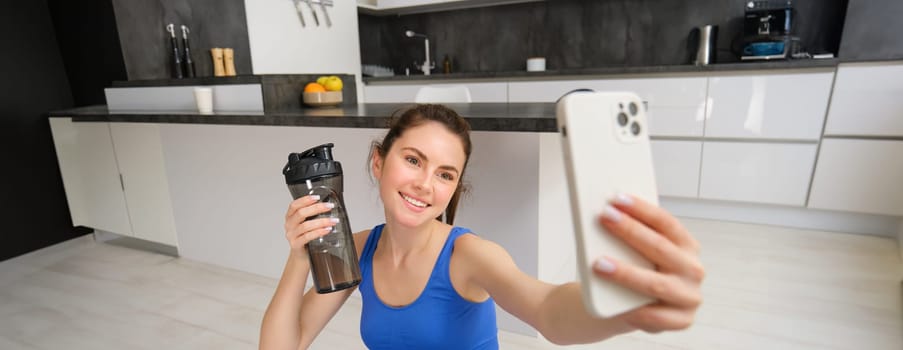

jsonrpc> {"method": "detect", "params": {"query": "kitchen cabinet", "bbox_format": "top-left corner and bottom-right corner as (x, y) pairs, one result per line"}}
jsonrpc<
(808, 139), (903, 216)
(508, 77), (708, 137)
(698, 142), (817, 206)
(704, 71), (834, 140)
(49, 118), (179, 247)
(824, 62), (903, 137)
(651, 140), (702, 198)
(109, 124), (179, 247)
(363, 82), (507, 103)
(49, 118), (133, 235)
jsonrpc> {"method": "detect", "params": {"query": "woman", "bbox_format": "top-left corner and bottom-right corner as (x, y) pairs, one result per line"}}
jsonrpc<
(260, 104), (704, 349)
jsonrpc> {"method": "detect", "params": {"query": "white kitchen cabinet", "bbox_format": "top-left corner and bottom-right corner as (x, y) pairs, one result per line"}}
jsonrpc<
(704, 71), (834, 140)
(363, 82), (507, 103)
(698, 141), (817, 206)
(824, 62), (903, 137)
(48, 118), (133, 235)
(508, 77), (707, 137)
(808, 139), (903, 216)
(651, 140), (702, 198)
(109, 124), (179, 247)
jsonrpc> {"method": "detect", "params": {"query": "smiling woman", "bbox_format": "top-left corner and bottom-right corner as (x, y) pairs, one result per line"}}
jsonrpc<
(260, 104), (704, 350)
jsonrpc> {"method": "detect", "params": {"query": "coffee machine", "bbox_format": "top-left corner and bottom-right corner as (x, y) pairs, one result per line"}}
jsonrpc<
(741, 1), (793, 60)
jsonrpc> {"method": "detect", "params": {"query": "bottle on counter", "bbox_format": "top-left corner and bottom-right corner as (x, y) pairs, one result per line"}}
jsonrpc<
(211, 48), (225, 77)
(166, 24), (183, 79)
(224, 48), (237, 76)
(443, 54), (451, 74)
(181, 25), (196, 78)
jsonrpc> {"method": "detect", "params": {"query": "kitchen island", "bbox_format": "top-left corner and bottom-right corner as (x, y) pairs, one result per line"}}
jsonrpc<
(49, 103), (567, 336)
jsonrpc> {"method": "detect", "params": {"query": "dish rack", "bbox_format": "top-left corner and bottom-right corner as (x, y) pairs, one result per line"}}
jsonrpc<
(362, 64), (395, 77)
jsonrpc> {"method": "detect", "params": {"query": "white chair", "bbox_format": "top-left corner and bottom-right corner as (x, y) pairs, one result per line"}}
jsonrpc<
(414, 85), (472, 103)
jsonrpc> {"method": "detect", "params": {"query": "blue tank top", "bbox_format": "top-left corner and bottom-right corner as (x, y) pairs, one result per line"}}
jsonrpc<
(359, 224), (499, 350)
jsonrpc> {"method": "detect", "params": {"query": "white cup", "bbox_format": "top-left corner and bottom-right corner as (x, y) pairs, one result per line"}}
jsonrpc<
(193, 87), (213, 114)
(526, 57), (546, 72)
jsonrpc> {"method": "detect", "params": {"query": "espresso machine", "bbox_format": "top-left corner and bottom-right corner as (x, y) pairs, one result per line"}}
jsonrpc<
(741, 1), (793, 60)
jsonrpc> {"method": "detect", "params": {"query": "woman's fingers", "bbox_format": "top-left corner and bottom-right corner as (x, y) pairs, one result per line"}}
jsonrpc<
(286, 217), (338, 247)
(598, 205), (705, 282)
(608, 194), (699, 254)
(593, 256), (702, 309)
(619, 302), (696, 333)
(284, 196), (335, 231)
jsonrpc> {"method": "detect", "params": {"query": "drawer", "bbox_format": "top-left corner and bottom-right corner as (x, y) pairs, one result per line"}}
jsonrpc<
(698, 141), (817, 206)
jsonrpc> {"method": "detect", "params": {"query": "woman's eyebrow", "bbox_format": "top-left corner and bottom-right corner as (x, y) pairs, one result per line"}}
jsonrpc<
(401, 147), (460, 174)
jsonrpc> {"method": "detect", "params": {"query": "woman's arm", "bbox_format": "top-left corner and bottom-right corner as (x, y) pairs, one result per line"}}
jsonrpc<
(259, 196), (368, 350)
(260, 251), (355, 350)
(459, 194), (704, 345)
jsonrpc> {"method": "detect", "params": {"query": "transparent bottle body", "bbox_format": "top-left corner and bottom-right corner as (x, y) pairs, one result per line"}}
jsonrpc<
(287, 177), (361, 293)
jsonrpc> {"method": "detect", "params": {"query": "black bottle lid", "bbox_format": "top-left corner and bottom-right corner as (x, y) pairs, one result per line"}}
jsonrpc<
(283, 143), (344, 184)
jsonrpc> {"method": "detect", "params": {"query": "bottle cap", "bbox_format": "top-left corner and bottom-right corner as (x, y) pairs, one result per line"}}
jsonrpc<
(283, 143), (344, 184)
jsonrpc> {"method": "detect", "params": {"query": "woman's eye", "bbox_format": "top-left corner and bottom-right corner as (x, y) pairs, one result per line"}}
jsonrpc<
(405, 156), (419, 166)
(440, 173), (454, 181)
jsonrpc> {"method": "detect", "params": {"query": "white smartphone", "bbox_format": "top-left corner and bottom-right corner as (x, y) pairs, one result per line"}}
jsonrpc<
(556, 90), (658, 318)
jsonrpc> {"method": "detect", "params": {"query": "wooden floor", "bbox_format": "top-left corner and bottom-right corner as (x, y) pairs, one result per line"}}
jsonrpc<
(1, 218), (901, 349)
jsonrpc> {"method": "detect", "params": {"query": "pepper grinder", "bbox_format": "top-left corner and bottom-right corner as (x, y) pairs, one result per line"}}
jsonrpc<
(180, 25), (196, 78)
(166, 24), (183, 78)
(211, 48), (225, 77)
(223, 48), (236, 76)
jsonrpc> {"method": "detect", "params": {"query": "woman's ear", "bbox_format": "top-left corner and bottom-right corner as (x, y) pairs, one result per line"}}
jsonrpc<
(371, 148), (383, 180)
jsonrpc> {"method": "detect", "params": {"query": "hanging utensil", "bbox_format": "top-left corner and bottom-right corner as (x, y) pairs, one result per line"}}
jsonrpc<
(292, 0), (306, 27)
(319, 0), (331, 27)
(305, 0), (319, 26)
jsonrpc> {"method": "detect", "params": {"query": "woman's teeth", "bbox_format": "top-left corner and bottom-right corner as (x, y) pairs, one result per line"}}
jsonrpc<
(401, 193), (428, 208)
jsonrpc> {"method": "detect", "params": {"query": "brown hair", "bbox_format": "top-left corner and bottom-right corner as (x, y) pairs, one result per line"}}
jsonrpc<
(370, 104), (472, 225)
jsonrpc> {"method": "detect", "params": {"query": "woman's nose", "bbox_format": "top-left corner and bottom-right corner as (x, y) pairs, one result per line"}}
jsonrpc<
(413, 170), (432, 191)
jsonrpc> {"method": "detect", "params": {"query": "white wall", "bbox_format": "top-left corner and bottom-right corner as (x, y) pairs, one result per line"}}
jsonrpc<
(244, 0), (363, 100)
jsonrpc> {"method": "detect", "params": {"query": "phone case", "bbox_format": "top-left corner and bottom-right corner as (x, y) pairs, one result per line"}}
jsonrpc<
(556, 90), (658, 318)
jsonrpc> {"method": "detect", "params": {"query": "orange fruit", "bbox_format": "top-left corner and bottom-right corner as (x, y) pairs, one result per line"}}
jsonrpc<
(304, 82), (326, 93)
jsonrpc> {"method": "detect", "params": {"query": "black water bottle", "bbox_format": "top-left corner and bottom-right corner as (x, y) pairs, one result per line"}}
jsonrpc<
(283, 143), (361, 293)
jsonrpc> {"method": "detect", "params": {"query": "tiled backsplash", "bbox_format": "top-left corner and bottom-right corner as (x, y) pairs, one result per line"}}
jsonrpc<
(358, 0), (848, 74)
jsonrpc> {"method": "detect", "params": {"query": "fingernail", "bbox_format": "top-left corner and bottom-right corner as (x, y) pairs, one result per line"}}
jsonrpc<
(330, 217), (340, 224)
(324, 202), (335, 209)
(613, 193), (633, 206)
(310, 195), (321, 201)
(600, 205), (622, 223)
(594, 257), (616, 274)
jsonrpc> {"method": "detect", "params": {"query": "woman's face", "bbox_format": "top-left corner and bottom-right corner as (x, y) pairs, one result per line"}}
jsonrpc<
(372, 121), (467, 229)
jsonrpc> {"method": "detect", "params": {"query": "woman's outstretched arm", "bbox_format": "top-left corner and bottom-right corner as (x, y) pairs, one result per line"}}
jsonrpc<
(458, 194), (703, 345)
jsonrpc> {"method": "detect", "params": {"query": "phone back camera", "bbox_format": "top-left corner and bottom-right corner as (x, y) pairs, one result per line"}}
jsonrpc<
(630, 121), (641, 136)
(617, 112), (629, 126)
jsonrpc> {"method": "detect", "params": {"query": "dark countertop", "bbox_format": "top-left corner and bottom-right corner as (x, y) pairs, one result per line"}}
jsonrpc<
(48, 103), (559, 132)
(364, 59), (840, 83)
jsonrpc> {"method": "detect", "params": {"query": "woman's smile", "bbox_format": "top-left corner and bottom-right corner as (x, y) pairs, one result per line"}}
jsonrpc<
(399, 191), (430, 211)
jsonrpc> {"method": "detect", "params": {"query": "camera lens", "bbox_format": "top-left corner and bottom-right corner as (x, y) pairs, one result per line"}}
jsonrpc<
(630, 121), (641, 135)
(617, 112), (629, 126)
(629, 102), (638, 116)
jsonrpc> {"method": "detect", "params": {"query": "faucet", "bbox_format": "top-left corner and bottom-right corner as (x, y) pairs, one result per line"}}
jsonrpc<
(405, 30), (435, 75)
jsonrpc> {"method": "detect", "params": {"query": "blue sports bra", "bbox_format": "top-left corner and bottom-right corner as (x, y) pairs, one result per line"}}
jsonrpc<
(358, 224), (499, 349)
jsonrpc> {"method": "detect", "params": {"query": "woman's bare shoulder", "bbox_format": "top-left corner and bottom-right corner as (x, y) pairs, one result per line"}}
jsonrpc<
(453, 232), (510, 263)
(353, 229), (372, 258)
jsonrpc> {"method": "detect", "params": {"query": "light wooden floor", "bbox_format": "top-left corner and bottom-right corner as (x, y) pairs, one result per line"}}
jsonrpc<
(1, 218), (901, 349)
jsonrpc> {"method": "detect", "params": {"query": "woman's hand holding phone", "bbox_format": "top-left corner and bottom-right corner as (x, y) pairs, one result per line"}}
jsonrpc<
(593, 194), (704, 333)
